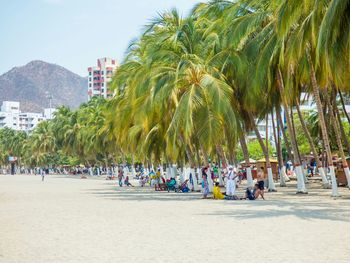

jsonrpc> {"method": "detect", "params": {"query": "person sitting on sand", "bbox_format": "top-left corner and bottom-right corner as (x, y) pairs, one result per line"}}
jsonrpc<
(213, 182), (225, 200)
(244, 184), (265, 200)
(179, 179), (190, 192)
(166, 177), (176, 188)
(124, 175), (134, 187)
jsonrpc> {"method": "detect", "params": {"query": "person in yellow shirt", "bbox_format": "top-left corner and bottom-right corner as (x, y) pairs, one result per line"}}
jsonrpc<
(213, 182), (225, 199)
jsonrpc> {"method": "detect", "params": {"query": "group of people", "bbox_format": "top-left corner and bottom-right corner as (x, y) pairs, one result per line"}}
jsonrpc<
(112, 163), (266, 200)
(202, 165), (265, 201)
(115, 167), (134, 187)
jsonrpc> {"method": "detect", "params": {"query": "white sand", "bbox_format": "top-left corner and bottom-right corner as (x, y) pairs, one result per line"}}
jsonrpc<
(1, 174), (350, 263)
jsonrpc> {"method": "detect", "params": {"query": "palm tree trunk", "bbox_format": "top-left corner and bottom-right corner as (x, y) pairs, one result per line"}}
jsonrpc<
(295, 100), (329, 187)
(195, 147), (201, 167)
(277, 69), (307, 193)
(335, 106), (350, 154)
(272, 109), (287, 186)
(215, 144), (227, 168)
(325, 91), (350, 188)
(200, 144), (209, 166)
(332, 89), (350, 154)
(265, 115), (269, 153)
(306, 48), (339, 196)
(290, 106), (302, 163)
(131, 155), (136, 178)
(215, 145), (226, 186)
(276, 108), (292, 161)
(338, 90), (350, 125)
(239, 133), (253, 187)
(179, 135), (195, 167)
(250, 113), (276, 191)
(290, 104), (308, 184)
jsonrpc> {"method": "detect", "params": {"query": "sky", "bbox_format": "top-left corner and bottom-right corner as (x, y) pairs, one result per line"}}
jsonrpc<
(0, 0), (201, 76)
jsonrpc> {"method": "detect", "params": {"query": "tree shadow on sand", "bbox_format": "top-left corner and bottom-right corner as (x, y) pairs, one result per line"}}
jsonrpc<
(85, 186), (350, 222)
(84, 186), (202, 202)
(199, 197), (350, 222)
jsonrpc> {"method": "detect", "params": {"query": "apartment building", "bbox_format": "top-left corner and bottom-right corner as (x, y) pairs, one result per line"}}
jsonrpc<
(87, 58), (118, 100)
(0, 101), (55, 132)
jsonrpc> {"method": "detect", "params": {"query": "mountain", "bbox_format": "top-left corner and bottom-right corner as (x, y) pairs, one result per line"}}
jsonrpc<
(0, 60), (87, 112)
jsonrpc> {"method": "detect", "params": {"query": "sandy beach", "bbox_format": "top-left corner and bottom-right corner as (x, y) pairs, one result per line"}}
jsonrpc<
(1, 174), (350, 263)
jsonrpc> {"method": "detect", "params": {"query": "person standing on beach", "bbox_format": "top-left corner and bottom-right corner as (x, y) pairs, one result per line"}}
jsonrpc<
(118, 167), (124, 187)
(257, 167), (265, 196)
(201, 167), (209, 199)
(225, 165), (237, 197)
(40, 167), (45, 182)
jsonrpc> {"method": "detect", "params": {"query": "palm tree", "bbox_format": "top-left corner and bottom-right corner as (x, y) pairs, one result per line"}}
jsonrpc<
(275, 0), (340, 196)
(295, 99), (330, 187)
(110, 9), (238, 168)
(317, 0), (350, 91)
(325, 92), (350, 187)
(26, 121), (56, 166)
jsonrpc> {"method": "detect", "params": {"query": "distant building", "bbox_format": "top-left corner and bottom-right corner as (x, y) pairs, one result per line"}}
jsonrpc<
(0, 101), (20, 130)
(19, 112), (45, 131)
(87, 57), (118, 100)
(0, 101), (56, 132)
(44, 108), (56, 120)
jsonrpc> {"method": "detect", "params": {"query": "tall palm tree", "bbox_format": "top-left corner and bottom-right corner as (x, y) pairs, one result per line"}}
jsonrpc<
(275, 0), (340, 196)
(295, 99), (329, 187)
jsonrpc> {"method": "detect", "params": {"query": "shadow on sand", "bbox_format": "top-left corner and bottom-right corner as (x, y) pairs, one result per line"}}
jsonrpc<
(84, 185), (350, 222)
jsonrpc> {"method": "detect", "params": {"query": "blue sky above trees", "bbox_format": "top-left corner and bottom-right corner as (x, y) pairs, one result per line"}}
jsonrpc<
(0, 0), (200, 75)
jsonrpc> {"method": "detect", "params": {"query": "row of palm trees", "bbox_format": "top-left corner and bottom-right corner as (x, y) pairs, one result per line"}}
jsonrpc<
(0, 97), (119, 169)
(106, 0), (350, 196)
(1, 0), (349, 197)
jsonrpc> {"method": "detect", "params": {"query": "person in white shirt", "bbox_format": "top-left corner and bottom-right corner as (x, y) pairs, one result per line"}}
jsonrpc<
(225, 165), (237, 196)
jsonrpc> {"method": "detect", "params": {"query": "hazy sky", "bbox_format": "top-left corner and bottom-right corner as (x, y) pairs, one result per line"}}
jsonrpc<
(0, 0), (201, 76)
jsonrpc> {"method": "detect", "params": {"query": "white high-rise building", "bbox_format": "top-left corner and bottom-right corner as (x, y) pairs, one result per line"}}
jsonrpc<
(0, 101), (56, 132)
(44, 108), (56, 120)
(87, 58), (118, 100)
(19, 112), (45, 131)
(0, 101), (20, 130)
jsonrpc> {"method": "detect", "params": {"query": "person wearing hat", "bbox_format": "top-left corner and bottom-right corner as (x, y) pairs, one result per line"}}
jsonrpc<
(225, 165), (238, 197)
